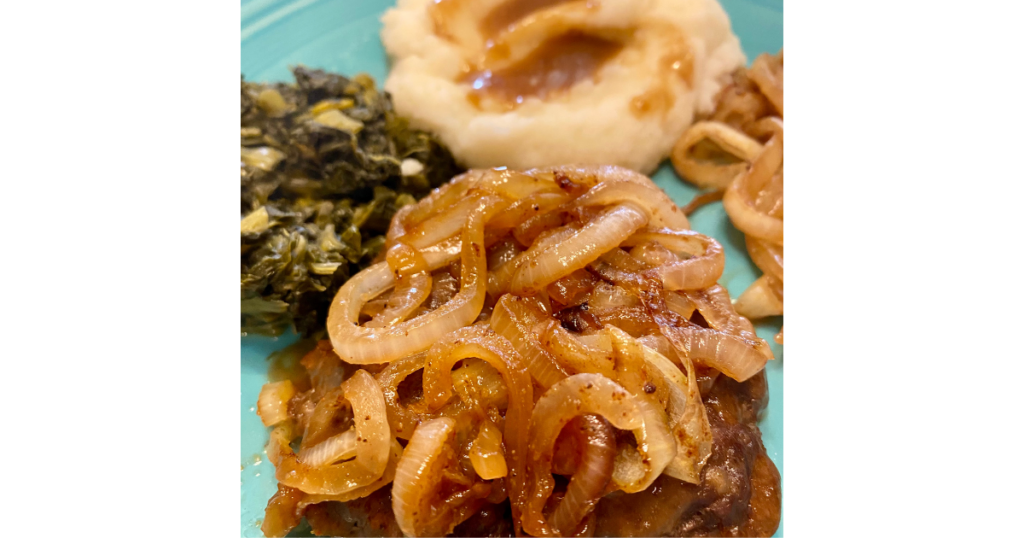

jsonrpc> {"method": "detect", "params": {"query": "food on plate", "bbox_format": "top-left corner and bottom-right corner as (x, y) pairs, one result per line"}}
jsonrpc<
(671, 51), (783, 344)
(257, 165), (780, 536)
(240, 67), (461, 336)
(380, 0), (745, 173)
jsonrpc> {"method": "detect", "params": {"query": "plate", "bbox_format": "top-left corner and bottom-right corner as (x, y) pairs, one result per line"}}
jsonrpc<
(240, 1), (784, 535)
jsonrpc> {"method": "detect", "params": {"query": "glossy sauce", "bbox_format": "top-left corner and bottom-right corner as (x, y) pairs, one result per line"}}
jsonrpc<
(629, 33), (694, 117)
(462, 32), (623, 108)
(479, 0), (576, 38)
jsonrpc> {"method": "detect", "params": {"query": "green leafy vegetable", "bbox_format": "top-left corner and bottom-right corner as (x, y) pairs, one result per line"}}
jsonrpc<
(241, 67), (461, 336)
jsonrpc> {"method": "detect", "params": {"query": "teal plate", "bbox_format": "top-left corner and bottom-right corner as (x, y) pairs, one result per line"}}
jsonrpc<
(241, 1), (783, 535)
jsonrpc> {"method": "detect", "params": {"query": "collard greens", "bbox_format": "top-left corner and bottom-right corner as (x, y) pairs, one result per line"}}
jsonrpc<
(241, 67), (460, 336)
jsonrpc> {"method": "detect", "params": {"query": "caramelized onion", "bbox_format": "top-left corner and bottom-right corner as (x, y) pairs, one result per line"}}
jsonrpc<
(327, 195), (506, 363)
(273, 371), (390, 495)
(535, 320), (616, 377)
(675, 54), (784, 344)
(734, 274), (784, 319)
(262, 164), (779, 533)
(722, 122), (783, 245)
(491, 294), (568, 389)
(392, 417), (489, 537)
(625, 228), (725, 291)
(452, 358), (510, 412)
(511, 203), (649, 296)
(522, 373), (647, 536)
(298, 429), (357, 467)
(490, 225), (578, 296)
(749, 52), (784, 117)
(298, 439), (404, 507)
(470, 419), (508, 480)
(640, 341), (712, 484)
(374, 353), (426, 439)
(548, 415), (616, 536)
(670, 121), (763, 189)
(660, 325), (771, 383)
(571, 177), (689, 230)
(421, 325), (533, 518)
(257, 380), (296, 427)
(746, 236), (783, 283)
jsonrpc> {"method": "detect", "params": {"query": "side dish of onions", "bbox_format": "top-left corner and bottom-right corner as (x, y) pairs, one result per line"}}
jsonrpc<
(257, 164), (774, 537)
(672, 50), (784, 344)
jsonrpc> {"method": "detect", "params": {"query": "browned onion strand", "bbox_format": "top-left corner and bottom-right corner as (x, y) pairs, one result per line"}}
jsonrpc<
(374, 352), (427, 439)
(327, 193), (509, 364)
(273, 371), (390, 496)
(491, 294), (569, 389)
(673, 50), (784, 344)
(511, 203), (650, 296)
(624, 228), (726, 291)
(548, 415), (616, 536)
(366, 242), (433, 328)
(522, 374), (644, 537)
(420, 325), (533, 524)
(263, 166), (774, 536)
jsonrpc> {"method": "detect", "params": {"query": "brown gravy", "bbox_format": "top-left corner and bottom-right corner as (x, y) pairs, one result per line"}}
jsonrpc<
(479, 0), (576, 38)
(462, 32), (623, 108)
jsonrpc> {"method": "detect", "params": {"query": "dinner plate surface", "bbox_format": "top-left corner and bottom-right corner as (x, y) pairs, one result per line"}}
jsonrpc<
(240, 1), (783, 535)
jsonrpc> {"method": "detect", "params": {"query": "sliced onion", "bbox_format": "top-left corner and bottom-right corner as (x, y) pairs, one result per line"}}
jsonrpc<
(469, 419), (508, 480)
(298, 386), (351, 451)
(636, 334), (673, 360)
(722, 126), (783, 245)
(594, 264), (772, 384)
(588, 282), (642, 310)
(546, 269), (598, 307)
(490, 294), (568, 389)
(685, 284), (755, 335)
(374, 352), (426, 440)
(257, 380), (296, 427)
(570, 177), (689, 230)
(401, 169), (485, 231)
(663, 291), (697, 320)
(603, 328), (678, 493)
(298, 429), (357, 467)
(669, 121), (764, 189)
(402, 193), (482, 249)
(327, 195), (507, 364)
(421, 325), (533, 519)
(298, 439), (404, 508)
(640, 342), (712, 484)
(452, 358), (509, 411)
(746, 236), (784, 283)
(734, 274), (784, 319)
(624, 228), (725, 291)
(490, 191), (570, 231)
(511, 203), (649, 296)
(608, 397), (674, 494)
(750, 53), (784, 117)
(660, 325), (772, 383)
(392, 417), (488, 537)
(535, 320), (616, 377)
(522, 373), (646, 537)
(548, 415), (615, 536)
(489, 225), (578, 297)
(363, 243), (433, 328)
(481, 169), (564, 201)
(273, 371), (390, 495)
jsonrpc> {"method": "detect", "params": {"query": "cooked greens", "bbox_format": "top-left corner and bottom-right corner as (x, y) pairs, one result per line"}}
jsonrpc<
(241, 67), (461, 336)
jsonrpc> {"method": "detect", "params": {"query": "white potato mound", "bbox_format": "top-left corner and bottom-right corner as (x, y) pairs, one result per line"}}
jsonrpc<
(381, 0), (745, 174)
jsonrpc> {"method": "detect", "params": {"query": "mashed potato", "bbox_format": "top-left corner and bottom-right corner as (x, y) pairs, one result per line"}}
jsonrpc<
(381, 0), (744, 174)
